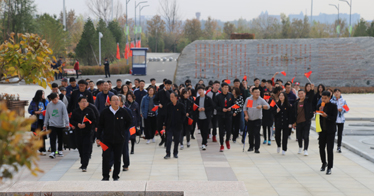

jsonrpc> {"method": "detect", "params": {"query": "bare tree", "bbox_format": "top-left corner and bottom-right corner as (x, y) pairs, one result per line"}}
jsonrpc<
(86, 0), (123, 23)
(159, 0), (183, 52)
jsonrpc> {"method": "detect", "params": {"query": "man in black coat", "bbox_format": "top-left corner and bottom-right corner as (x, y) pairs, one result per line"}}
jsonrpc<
(70, 97), (96, 172)
(163, 92), (186, 159)
(68, 80), (94, 113)
(104, 58), (110, 78)
(318, 91), (338, 175)
(96, 95), (132, 181)
(154, 79), (172, 146)
(195, 86), (214, 150)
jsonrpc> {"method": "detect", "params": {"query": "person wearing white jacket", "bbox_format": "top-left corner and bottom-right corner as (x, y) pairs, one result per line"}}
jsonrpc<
(330, 89), (348, 153)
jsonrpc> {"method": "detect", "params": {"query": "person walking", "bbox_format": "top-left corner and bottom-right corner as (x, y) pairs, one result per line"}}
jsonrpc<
(293, 90), (314, 156)
(330, 89), (348, 153)
(231, 87), (244, 143)
(70, 97), (96, 172)
(68, 80), (94, 113)
(104, 58), (110, 78)
(28, 90), (49, 155)
(262, 91), (274, 145)
(164, 92), (186, 159)
(206, 80), (220, 142)
(94, 82), (115, 113)
(153, 80), (172, 146)
(124, 92), (141, 154)
(214, 82), (235, 152)
(74, 59), (80, 79)
(195, 86), (214, 150)
(318, 91), (338, 175)
(66, 77), (79, 100)
(179, 89), (194, 149)
(43, 93), (69, 159)
(140, 87), (157, 144)
(97, 95), (132, 181)
(274, 92), (294, 155)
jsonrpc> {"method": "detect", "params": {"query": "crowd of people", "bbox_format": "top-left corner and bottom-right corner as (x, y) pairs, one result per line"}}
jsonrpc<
(28, 72), (349, 180)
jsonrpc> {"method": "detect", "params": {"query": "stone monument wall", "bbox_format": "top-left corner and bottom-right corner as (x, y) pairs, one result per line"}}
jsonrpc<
(174, 37), (374, 87)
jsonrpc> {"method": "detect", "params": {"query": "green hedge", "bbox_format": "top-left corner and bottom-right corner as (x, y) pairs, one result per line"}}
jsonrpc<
(80, 65), (130, 75)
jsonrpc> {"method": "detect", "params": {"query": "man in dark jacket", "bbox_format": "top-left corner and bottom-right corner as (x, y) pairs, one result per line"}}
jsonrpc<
(93, 80), (104, 97)
(164, 92), (186, 159)
(206, 80), (220, 142)
(104, 58), (110, 78)
(214, 82), (235, 152)
(96, 95), (132, 181)
(70, 97), (96, 172)
(293, 90), (314, 156)
(94, 82), (115, 113)
(68, 80), (94, 113)
(318, 91), (338, 175)
(66, 77), (79, 100)
(154, 79), (172, 146)
(195, 86), (214, 150)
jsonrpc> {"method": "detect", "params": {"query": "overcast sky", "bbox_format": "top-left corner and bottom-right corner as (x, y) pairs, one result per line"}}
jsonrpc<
(34, 0), (374, 22)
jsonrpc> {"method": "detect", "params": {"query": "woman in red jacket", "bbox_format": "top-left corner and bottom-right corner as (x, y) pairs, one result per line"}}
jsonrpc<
(74, 59), (79, 79)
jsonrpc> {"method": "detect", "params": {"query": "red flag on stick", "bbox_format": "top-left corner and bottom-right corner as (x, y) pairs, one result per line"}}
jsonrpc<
(93, 96), (96, 101)
(188, 117), (193, 125)
(99, 142), (109, 151)
(129, 126), (136, 135)
(151, 105), (159, 112)
(193, 103), (199, 111)
(270, 100), (276, 107)
(231, 104), (240, 109)
(33, 132), (37, 136)
(83, 116), (92, 124)
(246, 100), (253, 108)
(69, 123), (73, 127)
(116, 43), (120, 60)
(304, 71), (312, 79)
(343, 104), (350, 112)
(106, 95), (110, 104)
(193, 96), (196, 101)
(160, 130), (165, 135)
(263, 95), (271, 100)
(281, 71), (286, 76)
(243, 75), (247, 81)
(42, 110), (46, 116)
(291, 77), (295, 84)
(224, 79), (231, 84)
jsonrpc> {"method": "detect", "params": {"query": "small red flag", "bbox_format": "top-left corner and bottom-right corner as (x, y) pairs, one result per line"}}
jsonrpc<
(160, 130), (165, 135)
(116, 43), (120, 60)
(129, 126), (136, 135)
(69, 112), (72, 118)
(93, 96), (96, 101)
(224, 79), (231, 84)
(263, 95), (271, 100)
(291, 77), (295, 84)
(231, 104), (240, 109)
(243, 75), (247, 81)
(193, 96), (196, 101)
(99, 142), (109, 151)
(270, 100), (276, 107)
(246, 100), (253, 108)
(188, 117), (193, 125)
(83, 116), (92, 124)
(193, 103), (199, 111)
(69, 123), (73, 127)
(155, 130), (159, 135)
(151, 105), (159, 112)
(106, 95), (110, 104)
(321, 102), (325, 107)
(343, 104), (350, 112)
(281, 71), (286, 76)
(316, 110), (324, 114)
(304, 71), (312, 79)
(33, 132), (37, 136)
(42, 110), (46, 116)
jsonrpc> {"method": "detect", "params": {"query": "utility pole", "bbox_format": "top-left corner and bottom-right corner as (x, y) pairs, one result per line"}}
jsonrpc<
(340, 0), (352, 37)
(135, 1), (147, 44)
(63, 0), (66, 31)
(311, 0), (313, 25)
(125, 0), (130, 65)
(329, 4), (340, 38)
(99, 32), (103, 66)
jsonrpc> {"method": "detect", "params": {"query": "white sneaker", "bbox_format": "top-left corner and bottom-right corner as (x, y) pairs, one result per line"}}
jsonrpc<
(146, 140), (150, 144)
(304, 150), (308, 156)
(58, 151), (64, 157)
(298, 148), (303, 154)
(152, 138), (155, 143)
(277, 147), (281, 153)
(40, 151), (46, 156)
(202, 145), (206, 150)
(180, 145), (184, 150)
(282, 150), (286, 155)
(271, 136), (275, 141)
(49, 153), (55, 159)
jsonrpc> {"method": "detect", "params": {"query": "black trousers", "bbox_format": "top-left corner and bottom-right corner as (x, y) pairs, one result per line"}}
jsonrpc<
(31, 119), (46, 152)
(296, 121), (311, 150)
(275, 126), (290, 151)
(157, 114), (166, 141)
(218, 116), (232, 145)
(144, 116), (157, 139)
(102, 141), (124, 179)
(180, 120), (191, 145)
(75, 70), (79, 79)
(319, 130), (335, 169)
(211, 115), (218, 136)
(122, 135), (130, 168)
(232, 113), (241, 142)
(198, 119), (209, 145)
(76, 132), (93, 168)
(166, 128), (181, 156)
(105, 66), (110, 78)
(49, 126), (64, 152)
(247, 119), (262, 151)
(262, 126), (272, 141)
(336, 123), (344, 147)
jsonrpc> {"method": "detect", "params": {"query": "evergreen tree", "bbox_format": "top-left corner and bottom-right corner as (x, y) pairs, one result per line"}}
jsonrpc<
(353, 18), (368, 37)
(96, 18), (116, 62)
(75, 18), (98, 66)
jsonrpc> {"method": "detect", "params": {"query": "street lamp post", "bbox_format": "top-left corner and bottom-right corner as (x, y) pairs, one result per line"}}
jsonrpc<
(125, 0), (130, 65)
(329, 4), (340, 38)
(139, 5), (149, 46)
(63, 0), (66, 31)
(135, 1), (147, 43)
(339, 0), (352, 37)
(311, 0), (313, 25)
(99, 32), (103, 66)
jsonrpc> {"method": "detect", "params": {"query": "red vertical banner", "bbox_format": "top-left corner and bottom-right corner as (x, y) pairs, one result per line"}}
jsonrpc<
(200, 44), (202, 78)
(217, 44), (219, 78)
(195, 44), (197, 78)
(204, 43), (206, 79)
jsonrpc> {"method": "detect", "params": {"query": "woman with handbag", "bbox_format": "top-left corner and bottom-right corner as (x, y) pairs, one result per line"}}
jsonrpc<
(28, 90), (49, 155)
(140, 87), (158, 144)
(125, 92), (141, 154)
